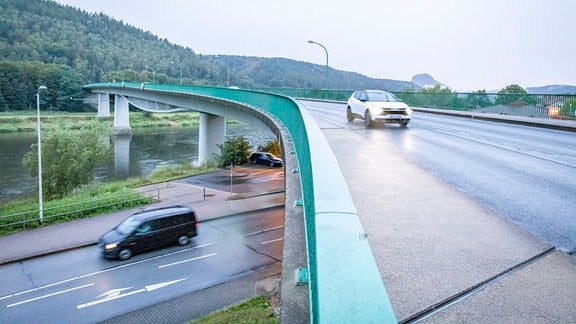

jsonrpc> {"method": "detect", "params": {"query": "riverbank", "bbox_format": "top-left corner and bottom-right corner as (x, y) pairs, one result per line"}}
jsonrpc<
(0, 163), (219, 236)
(0, 111), (203, 133)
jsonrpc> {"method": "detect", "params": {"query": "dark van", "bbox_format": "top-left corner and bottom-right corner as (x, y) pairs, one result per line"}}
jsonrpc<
(99, 205), (198, 260)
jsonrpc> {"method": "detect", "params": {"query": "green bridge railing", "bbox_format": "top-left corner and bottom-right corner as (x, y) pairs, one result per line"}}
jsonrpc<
(84, 82), (397, 323)
(257, 88), (576, 120)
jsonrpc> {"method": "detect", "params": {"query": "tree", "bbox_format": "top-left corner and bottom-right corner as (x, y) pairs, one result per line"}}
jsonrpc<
(466, 90), (493, 108)
(256, 140), (281, 157)
(495, 84), (537, 105)
(22, 122), (112, 199)
(217, 136), (252, 167)
(561, 97), (576, 119)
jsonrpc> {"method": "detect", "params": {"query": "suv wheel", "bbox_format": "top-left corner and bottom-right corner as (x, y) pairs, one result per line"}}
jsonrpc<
(347, 107), (354, 122)
(364, 110), (372, 128)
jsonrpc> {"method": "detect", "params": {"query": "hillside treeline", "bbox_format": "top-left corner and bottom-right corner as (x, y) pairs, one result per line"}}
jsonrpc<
(0, 0), (417, 111)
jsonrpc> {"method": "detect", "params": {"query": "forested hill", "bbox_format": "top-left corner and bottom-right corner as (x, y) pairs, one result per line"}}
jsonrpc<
(0, 0), (417, 111)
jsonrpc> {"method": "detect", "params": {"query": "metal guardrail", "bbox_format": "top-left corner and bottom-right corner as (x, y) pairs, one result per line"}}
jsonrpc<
(259, 88), (576, 120)
(84, 82), (397, 323)
(0, 189), (159, 233)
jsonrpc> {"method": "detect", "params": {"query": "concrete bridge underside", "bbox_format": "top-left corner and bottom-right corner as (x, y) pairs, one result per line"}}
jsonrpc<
(93, 90), (279, 165)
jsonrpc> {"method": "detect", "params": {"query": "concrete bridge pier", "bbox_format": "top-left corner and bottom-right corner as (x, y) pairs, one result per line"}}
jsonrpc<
(198, 112), (225, 166)
(113, 95), (132, 135)
(97, 93), (110, 117)
(113, 134), (131, 177)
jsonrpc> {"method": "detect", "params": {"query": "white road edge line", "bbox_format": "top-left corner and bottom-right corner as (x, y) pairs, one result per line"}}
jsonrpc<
(261, 238), (283, 245)
(6, 283), (94, 308)
(244, 225), (284, 237)
(158, 253), (218, 269)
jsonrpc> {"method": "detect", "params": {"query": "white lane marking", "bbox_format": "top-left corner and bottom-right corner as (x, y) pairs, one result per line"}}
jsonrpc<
(244, 225), (284, 237)
(158, 253), (217, 269)
(0, 240), (225, 302)
(97, 287), (132, 298)
(261, 238), (283, 245)
(6, 283), (94, 308)
(77, 278), (187, 310)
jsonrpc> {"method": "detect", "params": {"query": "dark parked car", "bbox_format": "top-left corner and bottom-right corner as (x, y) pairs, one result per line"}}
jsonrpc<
(249, 152), (283, 167)
(99, 205), (198, 260)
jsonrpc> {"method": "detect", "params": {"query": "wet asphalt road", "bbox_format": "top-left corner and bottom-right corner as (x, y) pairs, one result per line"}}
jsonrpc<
(177, 165), (285, 196)
(303, 100), (576, 254)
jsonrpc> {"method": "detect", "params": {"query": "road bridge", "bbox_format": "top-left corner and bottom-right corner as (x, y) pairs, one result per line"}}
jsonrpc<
(85, 83), (576, 322)
(84, 82), (397, 323)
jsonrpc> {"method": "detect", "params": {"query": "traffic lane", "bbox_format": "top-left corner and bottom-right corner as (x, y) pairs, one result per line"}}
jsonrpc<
(0, 208), (284, 294)
(299, 99), (411, 130)
(0, 208), (284, 323)
(388, 115), (576, 252)
(301, 100), (576, 251)
(410, 113), (576, 167)
(1, 240), (279, 323)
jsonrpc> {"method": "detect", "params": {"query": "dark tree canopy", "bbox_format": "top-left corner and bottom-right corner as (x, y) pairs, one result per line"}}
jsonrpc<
(0, 0), (420, 112)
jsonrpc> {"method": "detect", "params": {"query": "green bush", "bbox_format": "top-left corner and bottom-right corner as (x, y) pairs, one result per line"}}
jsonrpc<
(22, 121), (113, 199)
(217, 136), (252, 167)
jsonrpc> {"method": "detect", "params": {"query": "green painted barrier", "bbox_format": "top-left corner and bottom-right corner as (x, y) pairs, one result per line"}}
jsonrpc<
(84, 82), (397, 323)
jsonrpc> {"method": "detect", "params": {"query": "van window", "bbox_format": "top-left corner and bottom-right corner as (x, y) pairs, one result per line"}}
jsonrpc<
(116, 216), (141, 235)
(135, 221), (154, 234)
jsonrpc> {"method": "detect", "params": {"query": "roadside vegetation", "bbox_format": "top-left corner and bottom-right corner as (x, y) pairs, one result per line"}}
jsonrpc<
(191, 296), (278, 324)
(0, 162), (218, 236)
(0, 115), (279, 237)
(0, 111), (201, 133)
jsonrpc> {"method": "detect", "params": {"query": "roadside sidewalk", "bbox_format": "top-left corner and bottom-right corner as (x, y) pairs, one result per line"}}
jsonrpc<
(0, 181), (285, 266)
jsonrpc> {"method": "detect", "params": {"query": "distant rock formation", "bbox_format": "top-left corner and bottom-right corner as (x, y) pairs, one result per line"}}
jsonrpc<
(525, 84), (576, 94)
(411, 73), (447, 88)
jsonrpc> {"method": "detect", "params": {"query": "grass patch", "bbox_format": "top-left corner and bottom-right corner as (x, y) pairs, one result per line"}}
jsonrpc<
(0, 182), (152, 236)
(0, 163), (218, 237)
(0, 111), (201, 133)
(191, 296), (278, 324)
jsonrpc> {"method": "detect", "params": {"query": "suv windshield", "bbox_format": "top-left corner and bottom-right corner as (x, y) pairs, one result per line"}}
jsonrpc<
(116, 216), (141, 235)
(366, 91), (400, 102)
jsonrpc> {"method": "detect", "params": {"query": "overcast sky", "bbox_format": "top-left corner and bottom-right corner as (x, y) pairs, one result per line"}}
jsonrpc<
(53, 0), (575, 91)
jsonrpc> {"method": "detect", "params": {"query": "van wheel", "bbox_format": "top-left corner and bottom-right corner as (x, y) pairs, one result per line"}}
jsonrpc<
(118, 248), (132, 260)
(177, 235), (190, 246)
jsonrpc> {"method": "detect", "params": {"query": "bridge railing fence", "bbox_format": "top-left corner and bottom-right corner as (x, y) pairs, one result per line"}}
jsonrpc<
(0, 189), (158, 234)
(258, 88), (576, 120)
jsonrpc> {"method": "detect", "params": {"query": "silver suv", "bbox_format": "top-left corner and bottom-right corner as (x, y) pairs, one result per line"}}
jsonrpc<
(347, 90), (411, 127)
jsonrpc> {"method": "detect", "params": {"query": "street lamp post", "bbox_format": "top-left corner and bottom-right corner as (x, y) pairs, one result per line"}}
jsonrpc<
(36, 85), (47, 224)
(308, 40), (329, 98)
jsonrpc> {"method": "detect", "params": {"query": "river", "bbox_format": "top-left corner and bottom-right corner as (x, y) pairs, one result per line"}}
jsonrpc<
(0, 123), (276, 202)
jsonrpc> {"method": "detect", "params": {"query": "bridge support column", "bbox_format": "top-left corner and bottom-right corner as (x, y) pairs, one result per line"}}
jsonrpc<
(113, 134), (131, 177)
(113, 95), (132, 135)
(198, 112), (225, 166)
(97, 93), (110, 117)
